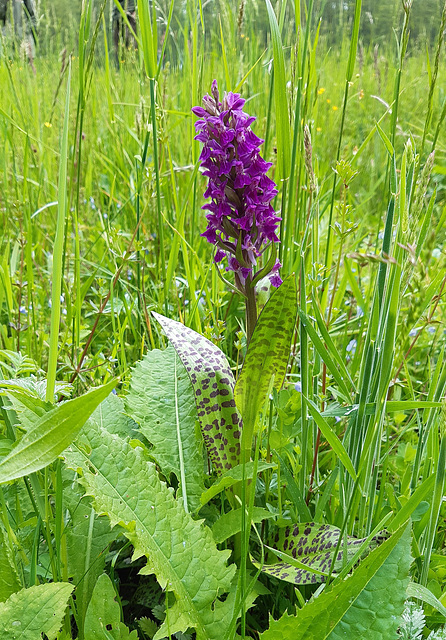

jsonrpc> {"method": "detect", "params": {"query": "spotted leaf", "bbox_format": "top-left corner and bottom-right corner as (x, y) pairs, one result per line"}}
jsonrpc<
(235, 275), (298, 452)
(257, 522), (389, 585)
(259, 524), (411, 639)
(152, 312), (241, 474)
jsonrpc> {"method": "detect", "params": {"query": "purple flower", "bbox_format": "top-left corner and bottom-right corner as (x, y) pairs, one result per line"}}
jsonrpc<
(192, 80), (282, 292)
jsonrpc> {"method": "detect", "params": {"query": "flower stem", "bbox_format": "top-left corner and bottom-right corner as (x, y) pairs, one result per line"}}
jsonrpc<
(245, 276), (257, 344)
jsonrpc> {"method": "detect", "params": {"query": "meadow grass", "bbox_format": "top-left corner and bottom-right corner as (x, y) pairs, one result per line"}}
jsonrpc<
(0, 0), (445, 637)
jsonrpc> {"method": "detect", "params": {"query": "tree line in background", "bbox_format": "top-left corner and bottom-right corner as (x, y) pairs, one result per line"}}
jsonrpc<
(21, 0), (446, 59)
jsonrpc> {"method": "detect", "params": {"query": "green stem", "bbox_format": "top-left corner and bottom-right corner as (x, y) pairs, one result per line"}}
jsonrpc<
(245, 276), (257, 344)
(149, 77), (167, 314)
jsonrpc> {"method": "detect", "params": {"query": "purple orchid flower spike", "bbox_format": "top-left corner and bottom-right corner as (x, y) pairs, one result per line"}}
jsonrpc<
(192, 80), (283, 341)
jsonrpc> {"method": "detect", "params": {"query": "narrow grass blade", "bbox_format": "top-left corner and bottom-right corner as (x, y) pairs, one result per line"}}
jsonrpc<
(306, 399), (356, 481)
(46, 63), (71, 402)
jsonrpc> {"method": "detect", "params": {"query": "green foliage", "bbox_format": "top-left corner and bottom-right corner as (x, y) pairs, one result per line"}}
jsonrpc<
(256, 522), (388, 586)
(260, 524), (411, 639)
(63, 424), (236, 640)
(84, 573), (138, 639)
(125, 345), (205, 513)
(0, 582), (73, 640)
(0, 380), (116, 484)
(65, 483), (117, 638)
(152, 313), (242, 475)
(88, 393), (138, 440)
(264, 0), (291, 183)
(212, 507), (274, 544)
(200, 461), (275, 506)
(235, 275), (298, 453)
(0, 0), (445, 637)
(0, 525), (21, 603)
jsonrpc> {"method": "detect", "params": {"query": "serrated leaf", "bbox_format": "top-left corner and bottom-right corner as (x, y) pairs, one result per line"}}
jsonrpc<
(138, 617), (158, 637)
(125, 346), (205, 513)
(1, 391), (50, 432)
(63, 427), (236, 640)
(154, 575), (262, 640)
(256, 522), (388, 586)
(0, 582), (73, 640)
(0, 524), (21, 602)
(260, 523), (411, 639)
(89, 393), (139, 440)
(235, 275), (297, 452)
(152, 312), (241, 475)
(0, 377), (73, 402)
(84, 574), (138, 639)
(0, 380), (116, 484)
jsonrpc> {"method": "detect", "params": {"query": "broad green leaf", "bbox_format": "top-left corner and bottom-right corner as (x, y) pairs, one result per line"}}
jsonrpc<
(155, 574), (264, 640)
(212, 507), (274, 544)
(200, 461), (276, 505)
(255, 522), (388, 586)
(126, 346), (205, 513)
(306, 399), (357, 480)
(0, 380), (116, 484)
(0, 524), (21, 602)
(260, 523), (411, 639)
(152, 312), (241, 474)
(65, 483), (117, 635)
(235, 275), (297, 452)
(89, 393), (138, 440)
(84, 574), (138, 639)
(64, 427), (236, 640)
(0, 582), (73, 640)
(155, 574), (265, 640)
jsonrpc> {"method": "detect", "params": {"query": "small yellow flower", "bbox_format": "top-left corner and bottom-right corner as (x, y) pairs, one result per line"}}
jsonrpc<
(316, 127), (322, 132)
(44, 122), (52, 128)
(326, 98), (331, 104)
(332, 105), (338, 111)
(359, 89), (364, 100)
(318, 87), (325, 95)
